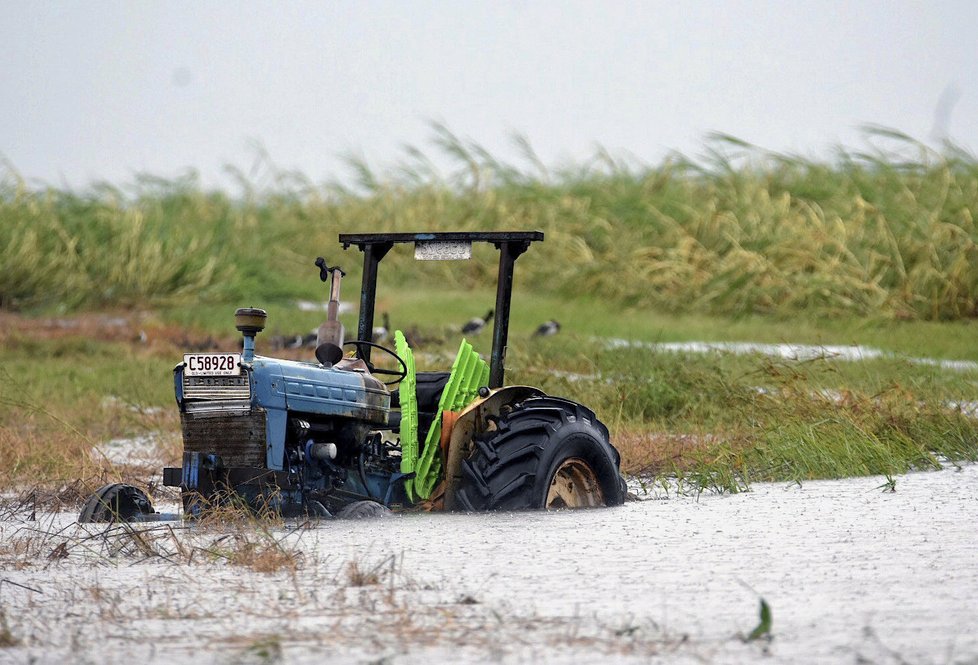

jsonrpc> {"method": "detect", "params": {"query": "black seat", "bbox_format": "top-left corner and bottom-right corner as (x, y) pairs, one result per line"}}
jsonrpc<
(414, 372), (451, 411)
(390, 371), (451, 443)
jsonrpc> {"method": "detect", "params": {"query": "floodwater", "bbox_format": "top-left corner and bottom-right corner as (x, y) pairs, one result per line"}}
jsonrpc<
(2, 465), (977, 664)
(605, 338), (978, 372)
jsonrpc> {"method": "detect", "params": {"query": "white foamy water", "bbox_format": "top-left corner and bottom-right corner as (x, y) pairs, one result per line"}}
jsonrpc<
(605, 338), (978, 371)
(2, 465), (976, 664)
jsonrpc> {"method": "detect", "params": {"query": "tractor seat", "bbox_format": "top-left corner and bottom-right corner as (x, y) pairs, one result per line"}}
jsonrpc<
(390, 371), (450, 442)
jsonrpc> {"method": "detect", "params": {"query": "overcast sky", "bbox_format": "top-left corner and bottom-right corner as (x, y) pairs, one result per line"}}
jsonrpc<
(2, 1), (976, 188)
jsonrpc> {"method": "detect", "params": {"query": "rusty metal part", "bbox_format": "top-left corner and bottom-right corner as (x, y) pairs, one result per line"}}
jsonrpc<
(545, 458), (605, 509)
(442, 385), (544, 511)
(180, 409), (267, 467)
(440, 410), (459, 452)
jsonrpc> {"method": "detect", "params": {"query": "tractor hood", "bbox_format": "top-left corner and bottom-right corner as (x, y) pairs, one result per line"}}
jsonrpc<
(250, 356), (390, 425)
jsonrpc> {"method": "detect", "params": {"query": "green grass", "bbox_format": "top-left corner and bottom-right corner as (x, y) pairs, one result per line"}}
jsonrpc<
(2, 304), (976, 492)
(2, 126), (978, 321)
(0, 334), (180, 483)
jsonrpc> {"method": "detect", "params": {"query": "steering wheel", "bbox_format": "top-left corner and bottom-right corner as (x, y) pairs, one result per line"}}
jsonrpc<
(343, 340), (408, 386)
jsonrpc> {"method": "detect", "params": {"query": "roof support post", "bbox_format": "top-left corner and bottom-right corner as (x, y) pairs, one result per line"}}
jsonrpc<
(355, 241), (392, 363)
(489, 240), (530, 388)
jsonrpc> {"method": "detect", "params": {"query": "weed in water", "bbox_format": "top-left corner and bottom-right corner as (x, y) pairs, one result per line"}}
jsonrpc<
(188, 495), (302, 573)
(875, 474), (898, 493)
(343, 554), (399, 587)
(242, 635), (283, 664)
(0, 609), (19, 648)
(745, 598), (773, 642)
(345, 559), (382, 587)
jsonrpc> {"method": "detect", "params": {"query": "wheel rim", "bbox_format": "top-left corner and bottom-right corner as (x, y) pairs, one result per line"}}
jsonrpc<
(545, 458), (605, 509)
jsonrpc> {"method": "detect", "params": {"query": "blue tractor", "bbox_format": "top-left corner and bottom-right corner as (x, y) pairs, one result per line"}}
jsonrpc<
(79, 232), (626, 521)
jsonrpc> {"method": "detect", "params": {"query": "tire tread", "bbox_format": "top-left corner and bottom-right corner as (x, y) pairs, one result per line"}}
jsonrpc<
(455, 397), (623, 511)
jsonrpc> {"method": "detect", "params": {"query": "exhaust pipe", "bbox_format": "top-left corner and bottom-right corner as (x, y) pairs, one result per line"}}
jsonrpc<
(314, 258), (345, 366)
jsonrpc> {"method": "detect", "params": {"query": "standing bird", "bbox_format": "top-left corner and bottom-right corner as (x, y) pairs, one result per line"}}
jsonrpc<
(532, 320), (561, 337)
(372, 312), (391, 343)
(288, 329), (318, 349)
(461, 309), (493, 335)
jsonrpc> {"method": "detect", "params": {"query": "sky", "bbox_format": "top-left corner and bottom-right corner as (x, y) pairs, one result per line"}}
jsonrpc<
(2, 0), (977, 189)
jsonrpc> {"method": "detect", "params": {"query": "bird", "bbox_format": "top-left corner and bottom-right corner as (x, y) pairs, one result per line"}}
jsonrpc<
(400, 325), (444, 349)
(180, 335), (219, 352)
(372, 312), (391, 343)
(532, 319), (560, 337)
(270, 329), (317, 350)
(461, 309), (493, 335)
(286, 329), (318, 349)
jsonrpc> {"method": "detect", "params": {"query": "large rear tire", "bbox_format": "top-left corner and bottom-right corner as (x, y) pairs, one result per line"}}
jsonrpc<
(454, 397), (625, 511)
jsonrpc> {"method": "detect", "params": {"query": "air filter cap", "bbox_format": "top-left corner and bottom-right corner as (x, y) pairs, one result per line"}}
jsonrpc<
(234, 307), (267, 335)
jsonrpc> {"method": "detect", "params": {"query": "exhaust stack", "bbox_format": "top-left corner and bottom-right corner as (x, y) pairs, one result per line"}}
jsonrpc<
(314, 257), (345, 366)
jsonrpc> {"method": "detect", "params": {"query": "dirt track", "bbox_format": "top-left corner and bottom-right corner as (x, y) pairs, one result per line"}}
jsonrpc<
(2, 465), (977, 664)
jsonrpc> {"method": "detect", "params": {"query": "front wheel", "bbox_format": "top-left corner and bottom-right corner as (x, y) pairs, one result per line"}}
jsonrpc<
(79, 483), (155, 523)
(454, 397), (625, 511)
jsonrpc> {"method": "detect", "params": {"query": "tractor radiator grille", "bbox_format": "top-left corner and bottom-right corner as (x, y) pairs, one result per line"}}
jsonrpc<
(180, 409), (266, 467)
(183, 375), (251, 401)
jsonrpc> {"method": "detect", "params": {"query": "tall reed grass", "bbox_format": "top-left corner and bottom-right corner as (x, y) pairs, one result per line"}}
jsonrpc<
(2, 126), (976, 320)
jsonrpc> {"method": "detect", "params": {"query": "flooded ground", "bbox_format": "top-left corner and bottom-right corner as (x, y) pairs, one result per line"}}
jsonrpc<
(2, 464), (976, 664)
(606, 338), (978, 372)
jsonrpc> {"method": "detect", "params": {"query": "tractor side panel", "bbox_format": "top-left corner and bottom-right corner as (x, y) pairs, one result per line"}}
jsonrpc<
(264, 408), (288, 470)
(250, 361), (289, 470)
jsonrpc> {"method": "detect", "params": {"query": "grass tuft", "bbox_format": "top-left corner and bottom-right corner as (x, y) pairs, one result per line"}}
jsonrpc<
(0, 609), (19, 648)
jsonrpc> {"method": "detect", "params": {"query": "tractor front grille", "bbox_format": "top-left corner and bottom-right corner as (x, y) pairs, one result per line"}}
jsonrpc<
(183, 375), (251, 401)
(180, 409), (266, 468)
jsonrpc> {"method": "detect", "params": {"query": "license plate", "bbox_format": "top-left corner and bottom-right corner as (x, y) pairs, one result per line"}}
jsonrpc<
(183, 353), (241, 376)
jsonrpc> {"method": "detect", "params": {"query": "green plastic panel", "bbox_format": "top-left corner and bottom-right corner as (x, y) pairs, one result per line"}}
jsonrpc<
(393, 330), (419, 501)
(414, 339), (489, 499)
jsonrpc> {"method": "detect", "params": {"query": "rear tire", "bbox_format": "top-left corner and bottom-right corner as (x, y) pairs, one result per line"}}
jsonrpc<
(454, 397), (625, 511)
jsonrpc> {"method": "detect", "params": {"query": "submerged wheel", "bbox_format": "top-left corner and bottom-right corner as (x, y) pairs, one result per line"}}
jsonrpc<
(336, 500), (392, 519)
(546, 458), (605, 508)
(79, 483), (155, 523)
(454, 396), (626, 511)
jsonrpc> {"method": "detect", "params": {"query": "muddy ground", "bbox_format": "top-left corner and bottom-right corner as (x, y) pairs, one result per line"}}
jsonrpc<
(1, 465), (976, 664)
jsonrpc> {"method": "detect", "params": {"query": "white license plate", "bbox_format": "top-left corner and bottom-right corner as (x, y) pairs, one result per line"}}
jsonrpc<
(183, 353), (242, 376)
